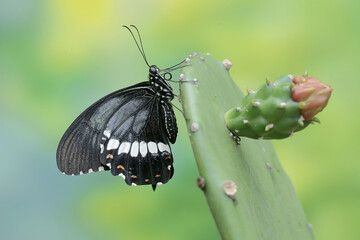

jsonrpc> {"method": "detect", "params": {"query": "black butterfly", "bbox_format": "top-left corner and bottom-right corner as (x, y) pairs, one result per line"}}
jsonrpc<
(57, 25), (183, 190)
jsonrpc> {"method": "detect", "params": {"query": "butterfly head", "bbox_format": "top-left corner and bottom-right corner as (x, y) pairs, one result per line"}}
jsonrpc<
(149, 65), (159, 75)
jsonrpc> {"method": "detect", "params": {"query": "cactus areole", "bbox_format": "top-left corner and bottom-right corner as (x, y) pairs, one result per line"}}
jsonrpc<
(225, 75), (332, 139)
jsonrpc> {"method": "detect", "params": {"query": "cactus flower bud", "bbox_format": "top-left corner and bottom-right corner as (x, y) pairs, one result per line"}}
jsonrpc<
(291, 76), (332, 120)
(225, 74), (332, 139)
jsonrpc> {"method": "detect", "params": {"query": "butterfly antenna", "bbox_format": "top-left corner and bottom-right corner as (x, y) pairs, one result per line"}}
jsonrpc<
(129, 25), (149, 65)
(160, 59), (186, 72)
(122, 25), (150, 67)
(161, 64), (191, 73)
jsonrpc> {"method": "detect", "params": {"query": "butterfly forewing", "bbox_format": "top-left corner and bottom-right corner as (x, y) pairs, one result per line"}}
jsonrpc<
(57, 82), (151, 175)
(57, 81), (176, 187)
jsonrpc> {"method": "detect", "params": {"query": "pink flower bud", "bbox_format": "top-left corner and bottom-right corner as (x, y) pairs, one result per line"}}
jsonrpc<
(291, 76), (332, 120)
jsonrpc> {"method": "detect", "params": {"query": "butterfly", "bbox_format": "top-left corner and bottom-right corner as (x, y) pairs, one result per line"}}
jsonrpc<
(56, 25), (184, 190)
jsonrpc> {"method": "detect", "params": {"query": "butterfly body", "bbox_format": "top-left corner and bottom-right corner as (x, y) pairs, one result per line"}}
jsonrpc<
(57, 65), (178, 189)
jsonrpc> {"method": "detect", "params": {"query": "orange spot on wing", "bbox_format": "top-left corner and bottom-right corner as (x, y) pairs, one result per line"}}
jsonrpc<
(131, 175), (137, 179)
(165, 156), (171, 160)
(117, 165), (125, 170)
(155, 174), (161, 178)
(145, 179), (149, 182)
(106, 154), (113, 159)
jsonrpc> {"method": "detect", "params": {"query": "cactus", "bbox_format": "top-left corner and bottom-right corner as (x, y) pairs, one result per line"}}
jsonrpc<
(179, 53), (313, 239)
(224, 74), (332, 139)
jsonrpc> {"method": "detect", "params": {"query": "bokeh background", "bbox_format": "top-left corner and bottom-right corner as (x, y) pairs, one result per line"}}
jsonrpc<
(1, 0), (359, 239)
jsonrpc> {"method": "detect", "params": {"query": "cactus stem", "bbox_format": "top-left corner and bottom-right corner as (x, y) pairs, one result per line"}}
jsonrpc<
(298, 101), (306, 109)
(181, 54), (313, 239)
(185, 57), (191, 63)
(251, 100), (261, 107)
(191, 122), (199, 132)
(223, 180), (238, 204)
(265, 123), (274, 131)
(200, 56), (205, 61)
(276, 102), (287, 108)
(236, 107), (241, 112)
(266, 162), (273, 170)
(197, 176), (205, 191)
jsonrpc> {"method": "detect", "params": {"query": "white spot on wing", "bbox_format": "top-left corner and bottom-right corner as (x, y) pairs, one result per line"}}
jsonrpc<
(103, 129), (111, 138)
(106, 163), (111, 168)
(80, 171), (83, 175)
(98, 166), (104, 171)
(119, 173), (125, 179)
(139, 141), (147, 157)
(88, 169), (93, 173)
(158, 142), (171, 153)
(157, 182), (163, 185)
(100, 144), (104, 153)
(148, 142), (158, 154)
(168, 165), (171, 170)
(130, 141), (139, 157)
(107, 139), (120, 150)
(118, 142), (131, 154)
(131, 183), (137, 186)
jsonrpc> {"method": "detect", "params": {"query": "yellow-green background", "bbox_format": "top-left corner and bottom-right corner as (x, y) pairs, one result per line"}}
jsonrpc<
(1, 0), (359, 239)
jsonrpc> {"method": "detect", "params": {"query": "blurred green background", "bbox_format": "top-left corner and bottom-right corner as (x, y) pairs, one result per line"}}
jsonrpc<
(1, 0), (359, 239)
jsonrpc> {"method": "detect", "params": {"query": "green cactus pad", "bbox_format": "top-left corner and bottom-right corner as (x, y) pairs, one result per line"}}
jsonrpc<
(179, 53), (312, 240)
(225, 75), (312, 139)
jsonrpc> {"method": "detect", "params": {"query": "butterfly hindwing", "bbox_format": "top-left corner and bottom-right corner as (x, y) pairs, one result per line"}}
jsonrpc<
(56, 82), (153, 175)
(161, 101), (178, 144)
(100, 97), (174, 186)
